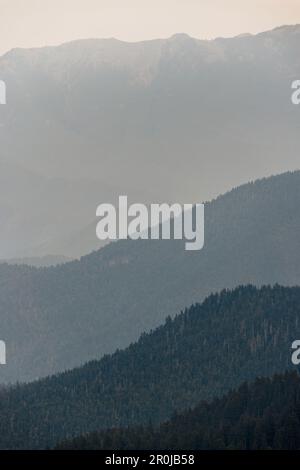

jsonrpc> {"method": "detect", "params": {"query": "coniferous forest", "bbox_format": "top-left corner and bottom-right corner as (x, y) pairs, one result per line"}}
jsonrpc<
(1, 13), (300, 456)
(57, 371), (300, 450)
(0, 285), (299, 449)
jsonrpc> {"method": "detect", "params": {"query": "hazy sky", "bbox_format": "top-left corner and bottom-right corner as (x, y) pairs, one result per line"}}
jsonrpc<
(1, 0), (300, 55)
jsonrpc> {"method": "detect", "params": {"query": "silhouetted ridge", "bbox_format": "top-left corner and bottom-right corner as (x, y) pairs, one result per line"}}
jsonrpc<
(0, 285), (299, 448)
(0, 171), (300, 384)
(58, 371), (300, 450)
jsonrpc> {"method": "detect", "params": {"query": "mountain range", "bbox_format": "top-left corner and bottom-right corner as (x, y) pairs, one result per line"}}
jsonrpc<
(0, 24), (300, 452)
(0, 25), (300, 258)
(0, 170), (299, 384)
(0, 284), (298, 449)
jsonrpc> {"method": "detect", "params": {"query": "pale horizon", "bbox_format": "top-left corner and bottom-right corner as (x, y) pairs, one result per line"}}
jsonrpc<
(1, 0), (300, 56)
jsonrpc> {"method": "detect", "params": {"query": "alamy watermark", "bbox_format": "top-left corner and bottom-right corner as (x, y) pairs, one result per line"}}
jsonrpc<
(0, 80), (6, 105)
(96, 196), (204, 251)
(291, 340), (300, 365)
(0, 341), (6, 365)
(291, 80), (300, 105)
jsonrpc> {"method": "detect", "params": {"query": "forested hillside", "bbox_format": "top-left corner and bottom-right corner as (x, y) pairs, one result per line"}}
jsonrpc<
(58, 371), (300, 450)
(1, 171), (300, 384)
(0, 285), (299, 449)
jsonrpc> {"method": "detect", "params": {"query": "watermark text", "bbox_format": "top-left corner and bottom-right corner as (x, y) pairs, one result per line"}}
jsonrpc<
(96, 196), (204, 251)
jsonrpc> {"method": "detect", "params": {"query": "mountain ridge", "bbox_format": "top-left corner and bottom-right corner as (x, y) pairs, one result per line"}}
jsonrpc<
(0, 284), (299, 449)
(0, 170), (300, 384)
(1, 24), (300, 258)
(57, 371), (300, 450)
(2, 23), (300, 59)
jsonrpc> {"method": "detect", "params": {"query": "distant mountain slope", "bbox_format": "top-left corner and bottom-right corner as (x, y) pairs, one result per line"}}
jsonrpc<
(0, 26), (300, 257)
(1, 255), (73, 267)
(58, 371), (300, 450)
(0, 285), (299, 449)
(0, 156), (110, 259)
(0, 171), (300, 384)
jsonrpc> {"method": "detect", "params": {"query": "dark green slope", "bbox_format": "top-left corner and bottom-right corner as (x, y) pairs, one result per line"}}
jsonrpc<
(58, 371), (300, 450)
(1, 171), (300, 384)
(0, 285), (299, 449)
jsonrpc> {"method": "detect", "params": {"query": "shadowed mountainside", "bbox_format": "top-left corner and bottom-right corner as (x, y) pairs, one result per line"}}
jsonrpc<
(0, 171), (300, 383)
(58, 371), (300, 450)
(0, 285), (299, 449)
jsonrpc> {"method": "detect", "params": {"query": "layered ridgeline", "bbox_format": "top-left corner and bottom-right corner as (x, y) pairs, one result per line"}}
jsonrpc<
(0, 26), (300, 258)
(58, 371), (300, 450)
(0, 171), (300, 383)
(0, 285), (299, 449)
(1, 255), (72, 267)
